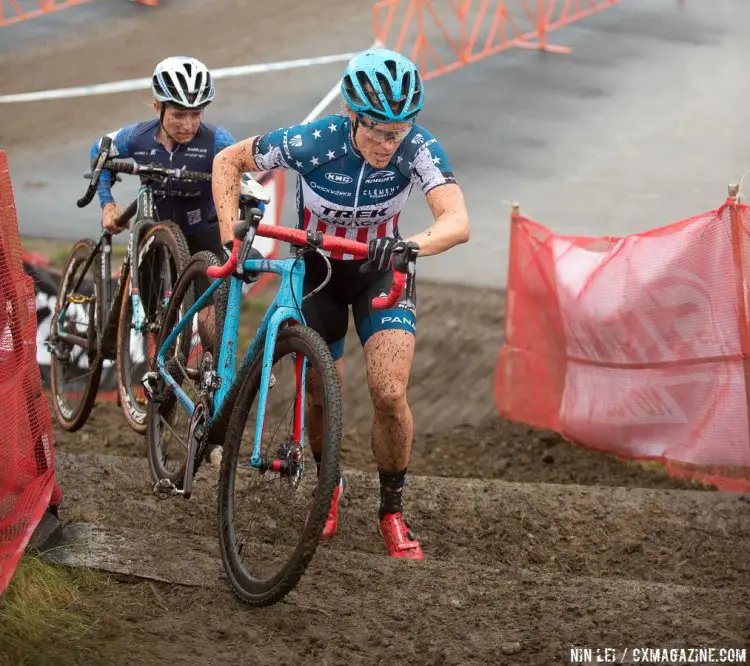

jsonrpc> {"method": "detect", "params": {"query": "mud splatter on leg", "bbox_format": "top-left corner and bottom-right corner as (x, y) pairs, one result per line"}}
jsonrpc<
(364, 329), (415, 470)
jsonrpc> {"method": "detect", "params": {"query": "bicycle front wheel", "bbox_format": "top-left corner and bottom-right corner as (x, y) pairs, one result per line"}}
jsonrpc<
(117, 221), (189, 435)
(218, 324), (342, 607)
(49, 239), (103, 432)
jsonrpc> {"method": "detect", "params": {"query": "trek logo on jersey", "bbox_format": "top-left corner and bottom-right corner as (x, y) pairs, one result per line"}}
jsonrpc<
(325, 172), (353, 184)
(365, 170), (396, 184)
(319, 205), (390, 220)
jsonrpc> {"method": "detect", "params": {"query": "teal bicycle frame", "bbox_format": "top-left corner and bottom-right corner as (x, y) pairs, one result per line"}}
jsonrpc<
(155, 251), (309, 469)
(154, 202), (413, 479)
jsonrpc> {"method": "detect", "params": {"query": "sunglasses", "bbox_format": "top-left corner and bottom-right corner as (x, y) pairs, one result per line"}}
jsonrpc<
(357, 115), (414, 143)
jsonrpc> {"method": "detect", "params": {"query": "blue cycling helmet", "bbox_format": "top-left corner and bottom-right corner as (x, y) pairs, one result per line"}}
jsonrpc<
(341, 48), (424, 123)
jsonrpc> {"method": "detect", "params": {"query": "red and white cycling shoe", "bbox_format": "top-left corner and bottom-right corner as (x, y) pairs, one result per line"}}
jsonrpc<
(379, 512), (424, 560)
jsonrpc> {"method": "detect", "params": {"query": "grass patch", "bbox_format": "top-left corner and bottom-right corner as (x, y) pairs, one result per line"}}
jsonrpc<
(52, 245), (73, 268)
(0, 554), (105, 666)
(20, 236), (128, 273)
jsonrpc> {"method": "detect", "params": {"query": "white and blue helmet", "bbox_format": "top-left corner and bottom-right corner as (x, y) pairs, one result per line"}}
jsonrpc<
(341, 48), (424, 123)
(151, 56), (215, 109)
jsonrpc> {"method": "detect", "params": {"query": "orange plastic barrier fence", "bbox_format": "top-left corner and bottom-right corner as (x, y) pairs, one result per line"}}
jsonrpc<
(374, 0), (621, 80)
(0, 0), (93, 27)
(0, 150), (62, 595)
(495, 189), (750, 492)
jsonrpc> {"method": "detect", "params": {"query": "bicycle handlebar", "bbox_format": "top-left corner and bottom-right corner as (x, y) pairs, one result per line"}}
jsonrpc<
(207, 218), (415, 311)
(100, 159), (213, 183)
(77, 149), (212, 209)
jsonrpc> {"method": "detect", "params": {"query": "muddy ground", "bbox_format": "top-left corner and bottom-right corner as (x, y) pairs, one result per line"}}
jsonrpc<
(38, 279), (749, 666)
(47, 451), (750, 666)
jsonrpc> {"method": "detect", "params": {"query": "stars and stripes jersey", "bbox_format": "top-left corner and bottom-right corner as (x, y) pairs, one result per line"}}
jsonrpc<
(252, 114), (457, 260)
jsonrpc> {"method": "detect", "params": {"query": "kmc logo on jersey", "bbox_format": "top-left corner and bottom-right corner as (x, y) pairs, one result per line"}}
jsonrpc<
(325, 172), (353, 184)
(365, 170), (396, 184)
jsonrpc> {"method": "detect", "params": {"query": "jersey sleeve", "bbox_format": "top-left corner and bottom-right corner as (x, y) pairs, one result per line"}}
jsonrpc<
(402, 127), (457, 196)
(213, 126), (236, 156)
(252, 117), (333, 175)
(89, 124), (137, 208)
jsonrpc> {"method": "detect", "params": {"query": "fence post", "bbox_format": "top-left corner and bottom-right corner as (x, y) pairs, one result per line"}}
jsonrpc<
(727, 182), (750, 450)
(514, 0), (572, 55)
(496, 202), (522, 417)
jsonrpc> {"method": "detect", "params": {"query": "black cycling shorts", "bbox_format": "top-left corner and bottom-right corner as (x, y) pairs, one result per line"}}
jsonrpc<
(301, 251), (417, 361)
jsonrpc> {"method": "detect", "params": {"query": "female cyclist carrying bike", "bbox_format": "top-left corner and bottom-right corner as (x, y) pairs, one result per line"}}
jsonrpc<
(211, 48), (470, 560)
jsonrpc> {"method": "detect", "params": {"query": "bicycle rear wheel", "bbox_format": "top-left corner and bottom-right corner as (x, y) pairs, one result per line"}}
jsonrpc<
(117, 221), (189, 435)
(49, 239), (104, 432)
(145, 250), (226, 486)
(218, 324), (342, 607)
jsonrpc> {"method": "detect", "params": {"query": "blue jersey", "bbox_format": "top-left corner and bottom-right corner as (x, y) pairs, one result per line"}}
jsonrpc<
(253, 114), (456, 260)
(90, 119), (234, 236)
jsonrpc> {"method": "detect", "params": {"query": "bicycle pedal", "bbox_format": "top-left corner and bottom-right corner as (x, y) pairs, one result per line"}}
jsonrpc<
(141, 371), (159, 399)
(152, 477), (182, 497)
(66, 293), (91, 305)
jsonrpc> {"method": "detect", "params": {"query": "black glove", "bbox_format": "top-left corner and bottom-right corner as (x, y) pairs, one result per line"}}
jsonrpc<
(363, 237), (418, 273)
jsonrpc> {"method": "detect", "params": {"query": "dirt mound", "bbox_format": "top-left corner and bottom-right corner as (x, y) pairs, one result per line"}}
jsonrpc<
(54, 454), (745, 588)
(50, 453), (750, 666)
(404, 417), (713, 489)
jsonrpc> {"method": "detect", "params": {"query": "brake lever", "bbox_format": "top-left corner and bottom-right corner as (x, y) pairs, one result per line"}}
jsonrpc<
(399, 254), (417, 311)
(393, 241), (419, 273)
(235, 205), (265, 280)
(77, 136), (112, 208)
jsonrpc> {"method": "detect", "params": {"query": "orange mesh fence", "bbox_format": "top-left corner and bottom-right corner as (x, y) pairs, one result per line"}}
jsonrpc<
(374, 0), (622, 79)
(0, 150), (62, 595)
(496, 197), (750, 492)
(0, 0), (93, 27)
